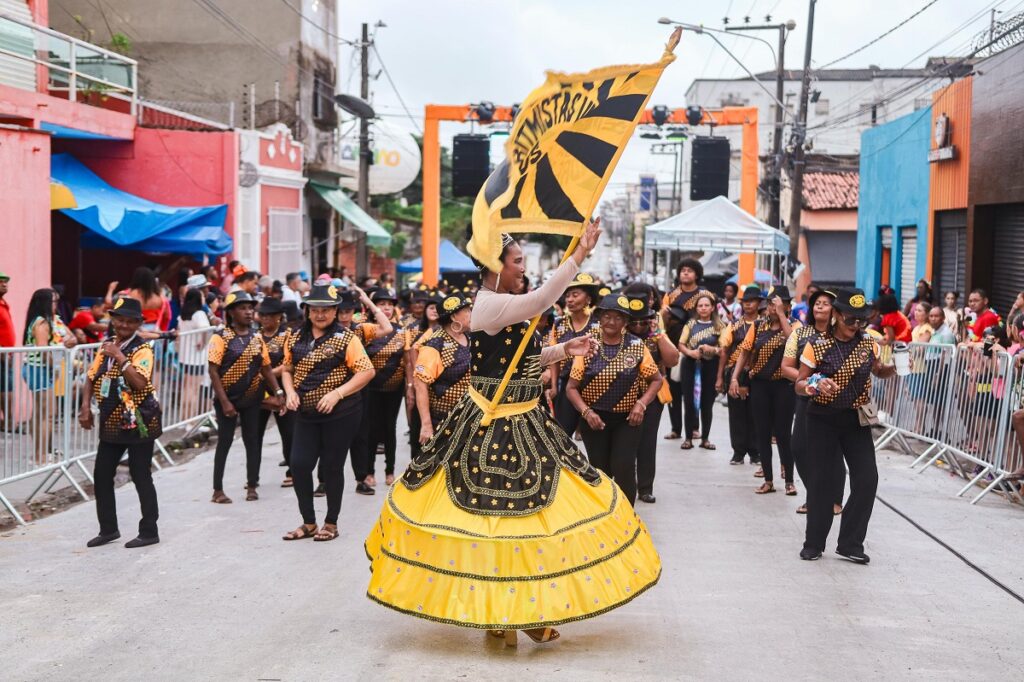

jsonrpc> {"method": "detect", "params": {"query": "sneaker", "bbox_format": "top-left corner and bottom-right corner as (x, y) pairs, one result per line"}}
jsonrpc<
(355, 481), (375, 495)
(836, 549), (870, 564)
(313, 483), (326, 498)
(278, 459), (287, 467)
(800, 548), (822, 561)
(729, 457), (744, 465)
(748, 456), (761, 465)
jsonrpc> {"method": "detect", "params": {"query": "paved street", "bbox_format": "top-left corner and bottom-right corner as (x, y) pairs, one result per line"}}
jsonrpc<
(2, 405), (1023, 681)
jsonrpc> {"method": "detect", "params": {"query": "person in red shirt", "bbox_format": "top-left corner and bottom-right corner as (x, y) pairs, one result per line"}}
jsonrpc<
(877, 294), (912, 345)
(68, 298), (108, 344)
(0, 271), (14, 426)
(965, 288), (1001, 342)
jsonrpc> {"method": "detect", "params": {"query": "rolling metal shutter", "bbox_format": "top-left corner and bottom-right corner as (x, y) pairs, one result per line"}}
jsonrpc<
(899, 227), (917, 307)
(991, 204), (1024, 316)
(935, 209), (967, 299)
(0, 1), (36, 91)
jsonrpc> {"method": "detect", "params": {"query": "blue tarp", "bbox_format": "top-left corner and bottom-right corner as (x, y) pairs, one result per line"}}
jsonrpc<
(397, 238), (478, 273)
(51, 153), (232, 255)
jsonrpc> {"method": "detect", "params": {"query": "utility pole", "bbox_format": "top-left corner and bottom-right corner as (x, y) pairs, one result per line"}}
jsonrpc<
(357, 22), (371, 277)
(358, 22), (371, 211)
(787, 0), (816, 264)
(726, 20), (794, 230)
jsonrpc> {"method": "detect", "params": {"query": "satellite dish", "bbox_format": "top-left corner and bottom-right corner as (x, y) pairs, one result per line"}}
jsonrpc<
(334, 94), (376, 119)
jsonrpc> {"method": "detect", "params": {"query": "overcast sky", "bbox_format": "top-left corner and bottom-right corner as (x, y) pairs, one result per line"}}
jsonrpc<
(339, 0), (1010, 196)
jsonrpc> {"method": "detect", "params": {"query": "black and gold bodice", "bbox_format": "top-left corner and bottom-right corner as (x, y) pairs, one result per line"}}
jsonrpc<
(723, 318), (756, 370)
(402, 321), (600, 516)
(681, 319), (721, 351)
(415, 329), (472, 425)
(743, 319), (800, 381)
(806, 334), (877, 412)
(550, 315), (599, 381)
(262, 328), (289, 368)
(87, 335), (162, 444)
(366, 326), (406, 392)
(285, 323), (373, 420)
(570, 336), (658, 413)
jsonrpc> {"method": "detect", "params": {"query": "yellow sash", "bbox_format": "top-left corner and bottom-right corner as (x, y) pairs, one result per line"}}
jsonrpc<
(468, 387), (539, 426)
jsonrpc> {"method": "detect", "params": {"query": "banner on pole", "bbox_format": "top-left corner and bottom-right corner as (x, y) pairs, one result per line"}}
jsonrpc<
(468, 29), (681, 272)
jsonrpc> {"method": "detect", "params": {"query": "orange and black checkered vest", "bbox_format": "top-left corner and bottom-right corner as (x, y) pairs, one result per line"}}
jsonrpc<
(422, 328), (472, 424)
(287, 323), (362, 420)
(366, 326), (406, 392)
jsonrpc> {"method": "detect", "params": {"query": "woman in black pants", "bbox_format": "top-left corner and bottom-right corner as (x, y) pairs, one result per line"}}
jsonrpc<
(208, 291), (283, 504)
(625, 293), (678, 504)
(781, 288), (845, 515)
(354, 287), (404, 493)
(281, 283), (375, 542)
(79, 297), (163, 548)
(566, 294), (663, 505)
(662, 302), (687, 440)
(730, 286), (797, 495)
(677, 293), (724, 450)
(796, 288), (896, 563)
(255, 297), (296, 488)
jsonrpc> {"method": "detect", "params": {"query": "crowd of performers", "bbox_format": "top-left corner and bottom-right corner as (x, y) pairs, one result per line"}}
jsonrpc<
(79, 226), (896, 643)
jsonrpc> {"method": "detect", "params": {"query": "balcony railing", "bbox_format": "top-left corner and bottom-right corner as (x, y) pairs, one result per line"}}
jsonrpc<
(0, 12), (137, 115)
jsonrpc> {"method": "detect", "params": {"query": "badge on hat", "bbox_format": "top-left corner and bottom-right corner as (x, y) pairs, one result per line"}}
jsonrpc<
(849, 294), (866, 309)
(443, 296), (460, 312)
(224, 293), (236, 307)
(114, 298), (125, 310)
(629, 299), (644, 312)
(616, 296), (629, 309)
(327, 285), (338, 299)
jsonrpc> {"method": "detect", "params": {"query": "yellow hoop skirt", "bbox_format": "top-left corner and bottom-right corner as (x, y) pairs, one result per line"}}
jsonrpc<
(365, 467), (661, 630)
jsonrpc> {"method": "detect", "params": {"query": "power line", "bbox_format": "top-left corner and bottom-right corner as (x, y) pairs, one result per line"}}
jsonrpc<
(276, 0), (357, 45)
(817, 0), (941, 70)
(371, 44), (422, 135)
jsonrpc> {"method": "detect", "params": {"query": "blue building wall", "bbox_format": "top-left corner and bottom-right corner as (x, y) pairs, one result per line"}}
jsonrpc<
(855, 107), (932, 300)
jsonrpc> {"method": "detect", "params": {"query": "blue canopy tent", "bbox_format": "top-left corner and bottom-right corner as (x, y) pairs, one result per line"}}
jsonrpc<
(397, 238), (477, 274)
(50, 153), (232, 255)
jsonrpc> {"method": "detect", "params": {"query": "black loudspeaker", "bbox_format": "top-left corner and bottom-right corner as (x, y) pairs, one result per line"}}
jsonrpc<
(690, 136), (731, 201)
(452, 134), (491, 197)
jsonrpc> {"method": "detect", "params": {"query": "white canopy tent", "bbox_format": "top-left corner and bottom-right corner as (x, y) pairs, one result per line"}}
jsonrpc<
(643, 196), (790, 287)
(644, 195), (790, 254)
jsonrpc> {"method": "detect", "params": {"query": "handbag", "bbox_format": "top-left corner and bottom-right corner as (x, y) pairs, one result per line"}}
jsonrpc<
(857, 400), (880, 427)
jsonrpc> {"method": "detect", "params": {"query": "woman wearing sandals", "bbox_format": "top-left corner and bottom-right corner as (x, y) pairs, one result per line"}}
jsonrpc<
(366, 222), (661, 647)
(566, 294), (664, 505)
(352, 287), (406, 493)
(281, 283), (375, 542)
(730, 286), (800, 496)
(625, 292), (678, 504)
(796, 288), (896, 563)
(80, 297), (163, 548)
(208, 291), (284, 504)
(676, 293), (724, 451)
(412, 292), (474, 449)
(781, 289), (845, 516)
(255, 297), (296, 489)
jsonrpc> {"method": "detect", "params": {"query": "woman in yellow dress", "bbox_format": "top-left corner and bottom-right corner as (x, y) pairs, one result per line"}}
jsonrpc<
(366, 221), (661, 646)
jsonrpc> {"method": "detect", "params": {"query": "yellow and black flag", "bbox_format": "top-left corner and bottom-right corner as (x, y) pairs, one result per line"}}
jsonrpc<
(468, 28), (681, 272)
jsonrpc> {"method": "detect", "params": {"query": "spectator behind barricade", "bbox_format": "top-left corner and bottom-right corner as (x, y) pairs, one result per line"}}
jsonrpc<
(52, 284), (75, 328)
(910, 303), (933, 344)
(965, 289), (1000, 342)
(68, 298), (108, 344)
(106, 267), (170, 335)
(876, 294), (912, 345)
(791, 284), (817, 325)
(169, 267), (193, 331)
(258, 275), (274, 300)
(22, 288), (75, 464)
(943, 291), (962, 338)
(903, 279), (934, 322)
(928, 305), (956, 345)
(218, 261), (241, 294)
(1005, 291), (1024, 338)
(177, 288), (212, 421)
(0, 271), (13, 427)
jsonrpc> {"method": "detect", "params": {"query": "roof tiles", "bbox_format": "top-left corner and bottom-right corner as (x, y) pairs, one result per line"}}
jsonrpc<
(802, 171), (859, 210)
